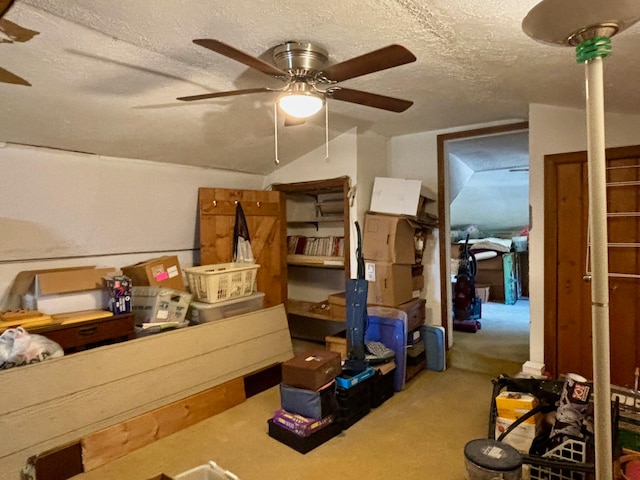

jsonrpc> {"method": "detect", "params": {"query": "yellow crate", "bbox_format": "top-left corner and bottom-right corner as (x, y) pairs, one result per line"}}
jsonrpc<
(184, 263), (259, 304)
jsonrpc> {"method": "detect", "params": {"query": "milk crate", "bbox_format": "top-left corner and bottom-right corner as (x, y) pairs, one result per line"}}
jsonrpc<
(528, 439), (588, 480)
(184, 263), (259, 303)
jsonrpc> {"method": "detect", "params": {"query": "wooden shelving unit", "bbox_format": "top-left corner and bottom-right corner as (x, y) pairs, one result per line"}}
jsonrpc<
(273, 176), (351, 341)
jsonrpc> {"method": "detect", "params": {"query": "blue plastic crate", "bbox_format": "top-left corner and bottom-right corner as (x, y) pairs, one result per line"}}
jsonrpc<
(335, 366), (375, 389)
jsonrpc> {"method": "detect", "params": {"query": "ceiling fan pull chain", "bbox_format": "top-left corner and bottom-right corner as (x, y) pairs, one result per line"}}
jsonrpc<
(274, 103), (280, 165)
(325, 101), (329, 160)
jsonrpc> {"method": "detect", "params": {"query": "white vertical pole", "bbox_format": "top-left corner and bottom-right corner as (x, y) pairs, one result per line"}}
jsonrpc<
(585, 56), (612, 480)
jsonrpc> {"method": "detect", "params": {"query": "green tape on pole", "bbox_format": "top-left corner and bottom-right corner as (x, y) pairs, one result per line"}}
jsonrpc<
(576, 37), (612, 63)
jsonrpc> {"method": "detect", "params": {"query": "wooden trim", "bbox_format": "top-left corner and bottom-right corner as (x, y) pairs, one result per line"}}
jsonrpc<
(81, 378), (246, 471)
(272, 176), (350, 195)
(25, 441), (83, 480)
(436, 121), (529, 344)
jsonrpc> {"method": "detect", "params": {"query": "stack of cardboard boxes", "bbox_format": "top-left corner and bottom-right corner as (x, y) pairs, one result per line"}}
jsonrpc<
(362, 177), (437, 383)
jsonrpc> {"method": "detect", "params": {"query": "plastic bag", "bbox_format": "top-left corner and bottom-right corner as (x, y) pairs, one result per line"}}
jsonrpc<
(233, 202), (255, 264)
(0, 327), (64, 370)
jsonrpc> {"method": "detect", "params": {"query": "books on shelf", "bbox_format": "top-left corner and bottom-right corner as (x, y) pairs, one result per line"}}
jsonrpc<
(287, 236), (344, 257)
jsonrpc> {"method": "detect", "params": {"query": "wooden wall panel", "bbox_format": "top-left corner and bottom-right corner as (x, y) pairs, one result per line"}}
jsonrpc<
(0, 305), (293, 480)
(198, 188), (287, 308)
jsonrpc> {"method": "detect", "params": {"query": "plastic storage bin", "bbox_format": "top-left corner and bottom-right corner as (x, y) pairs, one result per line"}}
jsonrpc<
(184, 263), (259, 303)
(188, 292), (265, 324)
(174, 460), (239, 480)
(364, 314), (407, 392)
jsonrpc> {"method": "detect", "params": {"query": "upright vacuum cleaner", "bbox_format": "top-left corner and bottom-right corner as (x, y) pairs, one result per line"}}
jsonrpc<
(453, 235), (482, 333)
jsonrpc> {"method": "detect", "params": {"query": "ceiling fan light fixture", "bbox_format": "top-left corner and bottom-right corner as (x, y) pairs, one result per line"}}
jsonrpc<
(278, 91), (324, 119)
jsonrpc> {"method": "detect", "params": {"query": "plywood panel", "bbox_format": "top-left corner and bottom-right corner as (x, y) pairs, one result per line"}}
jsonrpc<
(198, 188), (287, 309)
(0, 305), (293, 480)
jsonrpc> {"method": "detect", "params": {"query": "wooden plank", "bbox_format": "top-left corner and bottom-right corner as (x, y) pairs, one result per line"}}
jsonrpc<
(26, 441), (83, 480)
(81, 378), (246, 471)
(0, 305), (293, 480)
(1, 328), (292, 457)
(0, 305), (288, 412)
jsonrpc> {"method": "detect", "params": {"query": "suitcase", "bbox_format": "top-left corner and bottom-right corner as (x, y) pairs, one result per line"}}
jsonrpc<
(281, 349), (342, 391)
(422, 325), (446, 372)
(279, 381), (337, 420)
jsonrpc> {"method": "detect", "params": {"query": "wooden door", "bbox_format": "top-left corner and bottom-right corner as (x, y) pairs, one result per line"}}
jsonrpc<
(198, 188), (287, 308)
(545, 145), (640, 388)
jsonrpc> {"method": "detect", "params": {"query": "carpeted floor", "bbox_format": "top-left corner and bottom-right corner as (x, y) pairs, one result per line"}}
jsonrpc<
(70, 301), (530, 480)
(449, 298), (530, 376)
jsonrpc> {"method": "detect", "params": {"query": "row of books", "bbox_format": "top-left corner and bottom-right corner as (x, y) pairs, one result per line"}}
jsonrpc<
(287, 236), (345, 257)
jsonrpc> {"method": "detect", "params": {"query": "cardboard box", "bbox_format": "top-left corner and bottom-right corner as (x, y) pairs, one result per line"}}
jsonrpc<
(328, 291), (346, 321)
(365, 261), (413, 306)
(495, 391), (540, 424)
(475, 284), (490, 303)
(122, 256), (186, 291)
(281, 349), (342, 391)
(325, 330), (347, 361)
(495, 416), (538, 453)
(362, 212), (418, 265)
(11, 266), (115, 314)
(130, 286), (192, 324)
(369, 177), (436, 221)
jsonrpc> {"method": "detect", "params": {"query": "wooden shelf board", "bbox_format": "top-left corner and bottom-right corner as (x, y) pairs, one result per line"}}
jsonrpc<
(287, 255), (344, 268)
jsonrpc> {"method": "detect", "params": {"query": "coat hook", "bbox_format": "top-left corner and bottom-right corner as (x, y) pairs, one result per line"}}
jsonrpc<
(234, 200), (238, 205)
(257, 201), (261, 207)
(213, 200), (217, 207)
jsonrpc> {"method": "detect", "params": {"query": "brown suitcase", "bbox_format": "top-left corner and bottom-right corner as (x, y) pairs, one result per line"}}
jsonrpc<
(282, 350), (342, 391)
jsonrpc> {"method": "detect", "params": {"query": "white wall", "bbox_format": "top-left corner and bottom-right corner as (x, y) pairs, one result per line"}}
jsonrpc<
(0, 144), (264, 308)
(528, 103), (640, 363)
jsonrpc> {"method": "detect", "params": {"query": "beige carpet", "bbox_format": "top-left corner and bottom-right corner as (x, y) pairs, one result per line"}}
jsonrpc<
(449, 299), (530, 376)
(71, 303), (530, 480)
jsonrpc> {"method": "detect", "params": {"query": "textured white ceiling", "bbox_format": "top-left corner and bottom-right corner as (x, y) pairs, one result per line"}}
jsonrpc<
(1, 0), (639, 174)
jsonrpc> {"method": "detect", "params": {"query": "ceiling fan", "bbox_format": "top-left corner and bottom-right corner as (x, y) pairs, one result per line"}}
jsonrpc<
(177, 39), (417, 119)
(0, 0), (39, 87)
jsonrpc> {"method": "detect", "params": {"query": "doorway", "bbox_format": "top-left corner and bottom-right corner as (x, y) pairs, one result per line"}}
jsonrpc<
(437, 122), (531, 374)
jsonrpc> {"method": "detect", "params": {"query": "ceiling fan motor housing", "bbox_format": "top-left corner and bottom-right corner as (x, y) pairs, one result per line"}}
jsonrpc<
(272, 41), (328, 78)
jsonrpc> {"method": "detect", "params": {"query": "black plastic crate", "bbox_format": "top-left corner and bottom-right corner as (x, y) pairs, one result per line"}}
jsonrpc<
(336, 376), (372, 429)
(371, 367), (396, 408)
(267, 418), (342, 454)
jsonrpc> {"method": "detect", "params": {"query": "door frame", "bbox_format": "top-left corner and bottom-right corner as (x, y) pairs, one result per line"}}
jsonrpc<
(436, 121), (529, 344)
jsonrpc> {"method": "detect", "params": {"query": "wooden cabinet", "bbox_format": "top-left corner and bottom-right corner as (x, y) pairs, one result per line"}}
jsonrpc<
(273, 177), (351, 341)
(30, 313), (136, 353)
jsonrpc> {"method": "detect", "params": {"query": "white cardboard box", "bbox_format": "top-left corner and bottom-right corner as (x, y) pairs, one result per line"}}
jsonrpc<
(369, 177), (436, 218)
(495, 416), (538, 453)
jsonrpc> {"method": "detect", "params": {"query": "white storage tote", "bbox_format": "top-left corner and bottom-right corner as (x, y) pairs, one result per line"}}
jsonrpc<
(184, 263), (259, 303)
(174, 460), (239, 480)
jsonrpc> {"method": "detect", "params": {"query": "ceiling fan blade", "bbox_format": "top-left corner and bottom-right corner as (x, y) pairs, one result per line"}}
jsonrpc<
(0, 66), (30, 86)
(193, 39), (287, 77)
(328, 87), (413, 113)
(321, 45), (416, 82)
(0, 0), (14, 18)
(177, 87), (272, 102)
